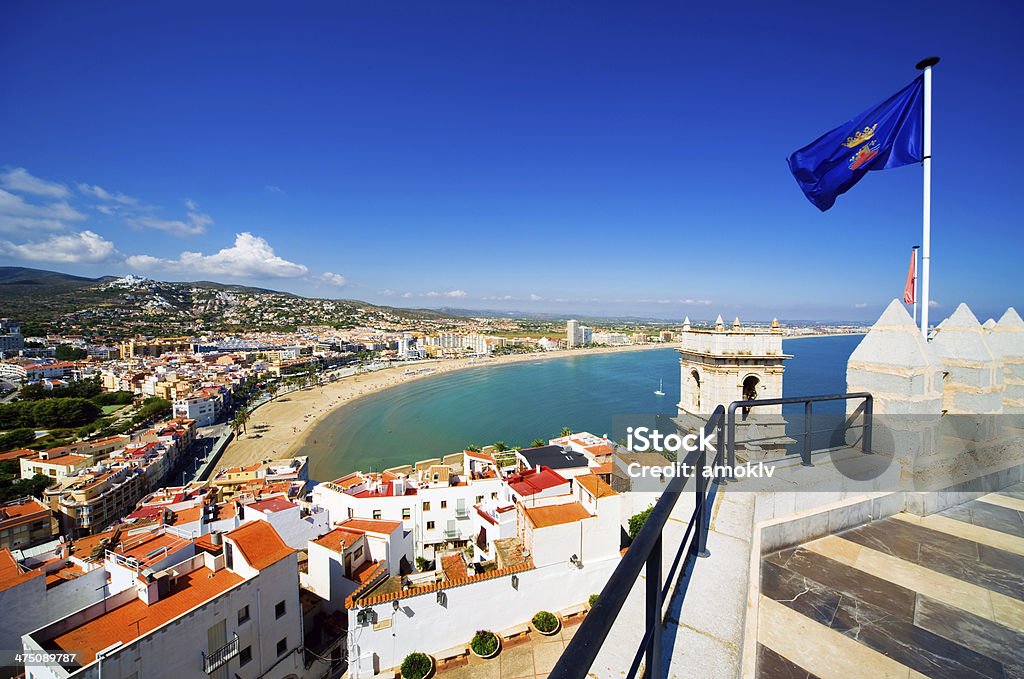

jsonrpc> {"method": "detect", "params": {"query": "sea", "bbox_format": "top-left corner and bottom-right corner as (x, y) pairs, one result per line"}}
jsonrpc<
(303, 334), (864, 480)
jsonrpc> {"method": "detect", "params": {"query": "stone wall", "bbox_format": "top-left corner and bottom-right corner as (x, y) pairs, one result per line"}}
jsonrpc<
(846, 300), (1024, 491)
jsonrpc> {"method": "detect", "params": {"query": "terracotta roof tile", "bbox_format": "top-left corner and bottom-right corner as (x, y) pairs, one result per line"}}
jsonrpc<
(524, 502), (592, 528)
(225, 520), (293, 570)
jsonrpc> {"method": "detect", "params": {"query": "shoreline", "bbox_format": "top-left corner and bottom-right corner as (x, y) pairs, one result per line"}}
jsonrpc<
(216, 343), (671, 472)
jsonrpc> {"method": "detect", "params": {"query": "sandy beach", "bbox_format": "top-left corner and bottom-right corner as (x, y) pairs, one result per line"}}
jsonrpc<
(217, 343), (669, 472)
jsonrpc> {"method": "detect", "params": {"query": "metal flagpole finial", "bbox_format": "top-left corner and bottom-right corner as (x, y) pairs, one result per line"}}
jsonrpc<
(916, 56), (940, 70)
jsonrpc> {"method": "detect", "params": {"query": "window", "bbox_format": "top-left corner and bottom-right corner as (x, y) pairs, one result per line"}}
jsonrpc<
(491, 492), (498, 500)
(422, 501), (431, 511)
(276, 638), (287, 657)
(402, 508), (411, 520)
(238, 605), (250, 624)
(224, 543), (234, 570)
(427, 521), (435, 530)
(373, 510), (382, 520)
(353, 546), (363, 559)
(275, 600), (286, 619)
(440, 501), (447, 509)
(476, 496), (483, 504)
(239, 646), (252, 666)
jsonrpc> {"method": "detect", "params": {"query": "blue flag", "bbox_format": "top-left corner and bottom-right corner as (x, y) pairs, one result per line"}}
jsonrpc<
(788, 77), (924, 211)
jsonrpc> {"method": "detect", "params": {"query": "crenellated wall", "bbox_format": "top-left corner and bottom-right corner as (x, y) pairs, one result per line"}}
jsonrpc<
(846, 300), (1024, 493)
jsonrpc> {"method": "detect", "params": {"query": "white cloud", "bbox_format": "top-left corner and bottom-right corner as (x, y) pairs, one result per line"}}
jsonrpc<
(320, 272), (348, 286)
(854, 303), (869, 309)
(0, 167), (69, 198)
(130, 199), (212, 236)
(679, 299), (713, 306)
(0, 188), (86, 234)
(425, 291), (440, 298)
(444, 289), (467, 298)
(529, 294), (543, 301)
(77, 183), (138, 206)
(0, 230), (117, 263)
(929, 300), (940, 308)
(401, 292), (414, 299)
(126, 232), (308, 278)
(265, 185), (283, 194)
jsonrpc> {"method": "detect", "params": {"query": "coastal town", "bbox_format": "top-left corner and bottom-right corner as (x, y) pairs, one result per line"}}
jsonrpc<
(0, 277), (876, 679)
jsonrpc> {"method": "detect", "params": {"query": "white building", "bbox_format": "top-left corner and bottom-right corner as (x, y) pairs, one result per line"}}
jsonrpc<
(22, 520), (305, 679)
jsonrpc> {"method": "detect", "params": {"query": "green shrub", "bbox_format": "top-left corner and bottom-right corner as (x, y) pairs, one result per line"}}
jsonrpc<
(0, 428), (36, 452)
(532, 611), (558, 633)
(400, 652), (433, 679)
(470, 630), (498, 656)
(415, 556), (429, 572)
(628, 504), (654, 540)
(589, 593), (600, 608)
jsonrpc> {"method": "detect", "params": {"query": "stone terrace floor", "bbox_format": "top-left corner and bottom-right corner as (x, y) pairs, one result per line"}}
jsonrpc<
(756, 483), (1024, 678)
(435, 618), (581, 679)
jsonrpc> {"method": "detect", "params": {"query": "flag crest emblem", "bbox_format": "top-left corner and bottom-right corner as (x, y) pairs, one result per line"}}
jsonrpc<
(788, 77), (924, 211)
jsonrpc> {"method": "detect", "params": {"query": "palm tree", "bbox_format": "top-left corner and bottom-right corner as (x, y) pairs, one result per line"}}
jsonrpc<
(232, 409), (250, 436)
(530, 438), (546, 448)
(560, 426), (573, 437)
(493, 441), (508, 452)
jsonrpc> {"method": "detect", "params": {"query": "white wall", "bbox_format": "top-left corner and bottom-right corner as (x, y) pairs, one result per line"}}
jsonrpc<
(347, 555), (620, 677)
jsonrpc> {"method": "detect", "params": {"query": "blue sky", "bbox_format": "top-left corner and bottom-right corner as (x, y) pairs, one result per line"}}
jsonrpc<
(1, 1), (1021, 322)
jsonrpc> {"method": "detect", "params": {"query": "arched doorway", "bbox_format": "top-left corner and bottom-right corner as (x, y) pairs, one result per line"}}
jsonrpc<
(742, 374), (760, 417)
(690, 370), (701, 412)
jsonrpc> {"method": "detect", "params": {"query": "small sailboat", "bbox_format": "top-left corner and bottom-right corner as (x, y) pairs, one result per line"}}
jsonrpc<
(654, 379), (665, 397)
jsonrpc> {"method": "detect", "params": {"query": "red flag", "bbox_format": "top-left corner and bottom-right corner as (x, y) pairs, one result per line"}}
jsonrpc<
(903, 249), (916, 304)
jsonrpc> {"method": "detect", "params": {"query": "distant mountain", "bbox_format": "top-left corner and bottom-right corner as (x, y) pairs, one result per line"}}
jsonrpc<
(0, 266), (115, 296)
(0, 266), (459, 336)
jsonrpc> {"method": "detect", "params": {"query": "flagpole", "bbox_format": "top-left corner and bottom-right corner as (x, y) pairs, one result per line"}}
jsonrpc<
(917, 56), (939, 339)
(912, 245), (919, 324)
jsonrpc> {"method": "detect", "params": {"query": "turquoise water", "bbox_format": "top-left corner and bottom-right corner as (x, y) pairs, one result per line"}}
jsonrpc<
(304, 335), (864, 479)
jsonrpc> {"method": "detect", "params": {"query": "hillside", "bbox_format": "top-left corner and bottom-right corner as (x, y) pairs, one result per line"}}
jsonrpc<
(0, 266), (459, 336)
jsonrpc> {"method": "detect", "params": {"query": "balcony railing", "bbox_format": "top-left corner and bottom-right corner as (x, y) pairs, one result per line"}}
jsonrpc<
(454, 507), (469, 519)
(549, 405), (725, 679)
(550, 392), (875, 678)
(203, 633), (240, 674)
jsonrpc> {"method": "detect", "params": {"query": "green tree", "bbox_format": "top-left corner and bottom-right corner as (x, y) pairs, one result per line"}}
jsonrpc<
(493, 441), (508, 452)
(628, 505), (655, 541)
(560, 426), (573, 437)
(55, 345), (87, 361)
(0, 428), (36, 452)
(530, 438), (546, 448)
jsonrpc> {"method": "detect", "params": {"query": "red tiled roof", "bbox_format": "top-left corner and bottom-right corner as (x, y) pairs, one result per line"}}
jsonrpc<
(247, 497), (296, 514)
(575, 474), (617, 498)
(48, 566), (243, 664)
(0, 549), (42, 593)
(225, 521), (294, 570)
(508, 466), (568, 497)
(524, 502), (592, 528)
(336, 517), (402, 535)
(441, 553), (466, 581)
(313, 528), (364, 554)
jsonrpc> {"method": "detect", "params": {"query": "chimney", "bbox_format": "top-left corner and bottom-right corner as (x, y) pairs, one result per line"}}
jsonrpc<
(211, 531), (222, 545)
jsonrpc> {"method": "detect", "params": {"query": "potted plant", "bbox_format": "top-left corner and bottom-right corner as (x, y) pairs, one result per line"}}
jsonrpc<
(469, 630), (501, 659)
(401, 651), (435, 679)
(588, 593), (600, 609)
(530, 610), (561, 636)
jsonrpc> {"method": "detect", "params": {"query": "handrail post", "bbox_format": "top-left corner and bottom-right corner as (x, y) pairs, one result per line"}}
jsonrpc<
(801, 401), (813, 467)
(644, 534), (663, 679)
(862, 394), (873, 454)
(716, 418), (729, 483)
(693, 447), (710, 558)
(726, 404), (737, 473)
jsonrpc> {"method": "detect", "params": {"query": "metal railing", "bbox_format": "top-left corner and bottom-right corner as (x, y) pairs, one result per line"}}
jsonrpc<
(202, 633), (240, 674)
(549, 405), (725, 679)
(726, 392), (873, 470)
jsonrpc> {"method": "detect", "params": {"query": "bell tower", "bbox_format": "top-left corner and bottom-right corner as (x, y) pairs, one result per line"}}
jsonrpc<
(676, 316), (791, 460)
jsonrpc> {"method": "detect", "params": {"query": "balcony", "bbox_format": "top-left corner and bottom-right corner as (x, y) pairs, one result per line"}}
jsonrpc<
(203, 633), (239, 674)
(454, 507), (469, 519)
(443, 527), (460, 539)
